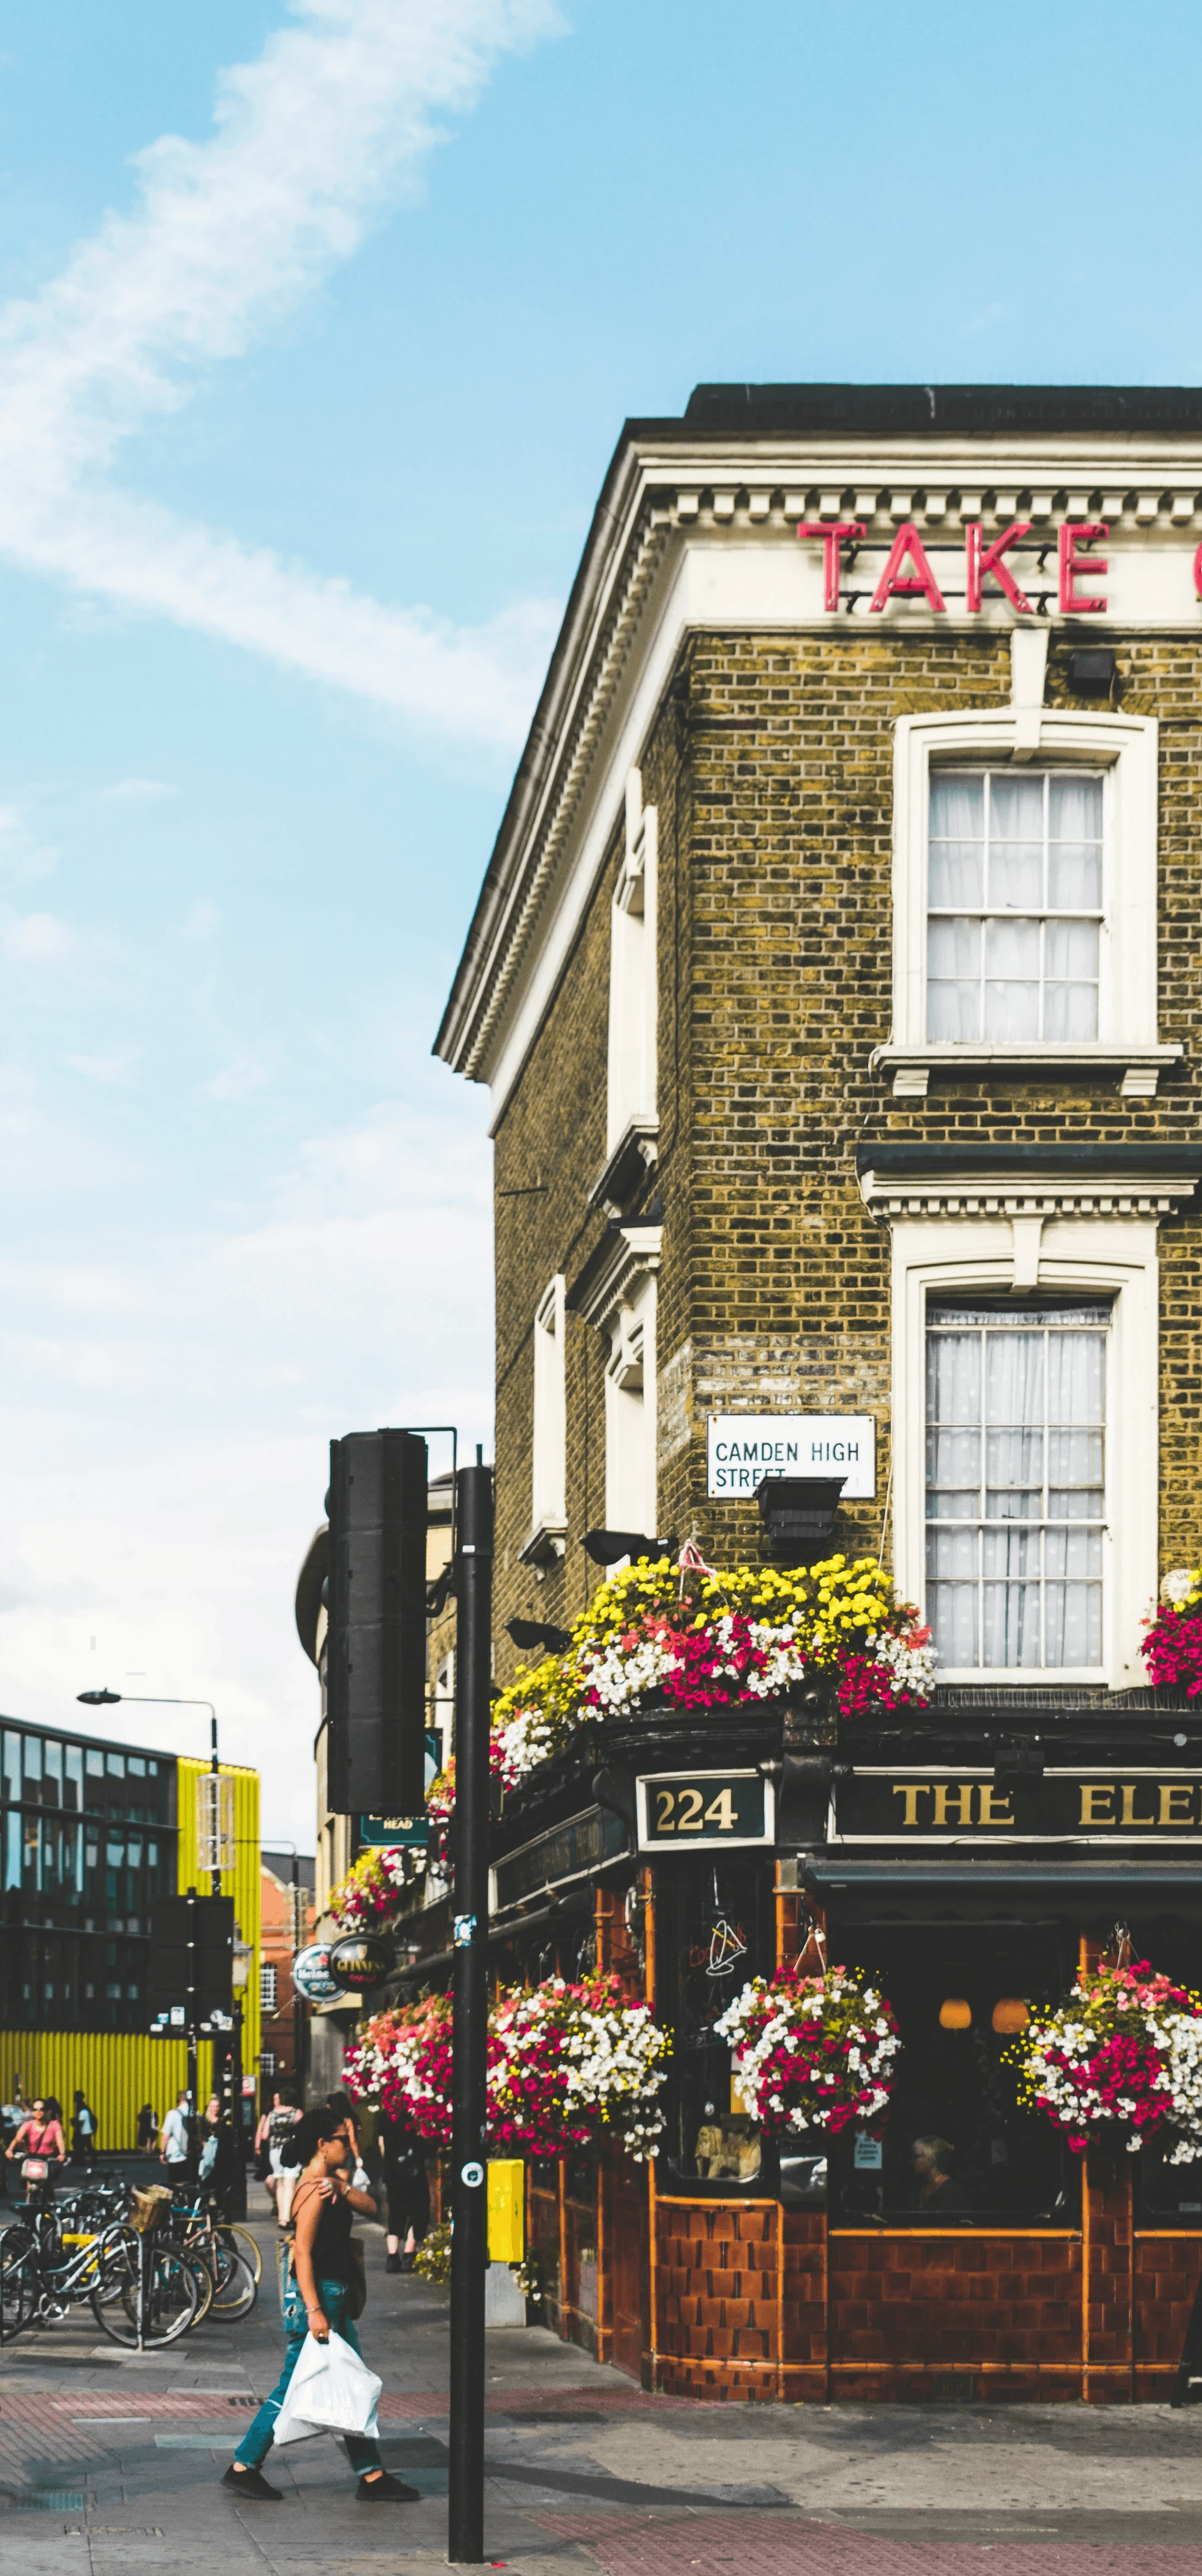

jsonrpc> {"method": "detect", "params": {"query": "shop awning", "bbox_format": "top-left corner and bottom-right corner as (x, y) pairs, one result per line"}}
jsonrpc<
(804, 1855), (1202, 1924)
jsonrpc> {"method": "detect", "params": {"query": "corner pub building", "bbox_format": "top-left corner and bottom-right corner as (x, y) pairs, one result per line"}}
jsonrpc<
(428, 382), (1202, 2403)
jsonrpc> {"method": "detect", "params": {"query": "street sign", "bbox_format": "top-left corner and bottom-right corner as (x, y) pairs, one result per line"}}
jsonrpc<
(706, 1413), (876, 1499)
(636, 1769), (774, 1852)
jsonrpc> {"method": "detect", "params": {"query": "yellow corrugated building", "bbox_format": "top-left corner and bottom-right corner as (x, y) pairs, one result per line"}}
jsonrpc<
(0, 1743), (259, 2152)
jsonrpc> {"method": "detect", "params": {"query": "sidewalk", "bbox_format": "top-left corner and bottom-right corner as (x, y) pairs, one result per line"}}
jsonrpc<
(1, 2184), (1200, 2572)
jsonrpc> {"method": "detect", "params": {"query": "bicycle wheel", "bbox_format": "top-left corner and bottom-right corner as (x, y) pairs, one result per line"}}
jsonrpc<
(92, 2244), (199, 2348)
(217, 2223), (262, 2285)
(183, 2251), (215, 2326)
(210, 2252), (257, 2319)
(0, 2231), (36, 2340)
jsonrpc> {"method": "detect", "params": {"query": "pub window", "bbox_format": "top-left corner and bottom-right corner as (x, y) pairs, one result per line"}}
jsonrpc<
(927, 1301), (1108, 1674)
(928, 770), (1105, 1043)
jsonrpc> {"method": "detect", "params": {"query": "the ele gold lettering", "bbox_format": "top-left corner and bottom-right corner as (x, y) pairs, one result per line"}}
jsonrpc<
(1159, 1783), (1196, 1826)
(1120, 1783), (1155, 1827)
(977, 1783), (1015, 1826)
(892, 1784), (929, 1826)
(932, 1782), (976, 1828)
(1079, 1783), (1115, 1825)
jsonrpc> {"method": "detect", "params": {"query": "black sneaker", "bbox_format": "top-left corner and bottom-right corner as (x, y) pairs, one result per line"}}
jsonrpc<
(222, 2463), (282, 2499)
(398, 2251), (415, 2272)
(357, 2471), (421, 2501)
(385, 2251), (401, 2273)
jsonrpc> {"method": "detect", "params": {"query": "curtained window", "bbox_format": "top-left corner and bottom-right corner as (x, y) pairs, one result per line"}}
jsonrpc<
(926, 1304), (1108, 1670)
(927, 770), (1103, 1041)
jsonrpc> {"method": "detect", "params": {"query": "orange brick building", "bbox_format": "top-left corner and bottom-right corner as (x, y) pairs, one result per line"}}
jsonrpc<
(426, 383), (1202, 2401)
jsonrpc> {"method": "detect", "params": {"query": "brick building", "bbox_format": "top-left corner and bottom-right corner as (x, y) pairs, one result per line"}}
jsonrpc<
(428, 383), (1202, 2400)
(257, 1850), (315, 2105)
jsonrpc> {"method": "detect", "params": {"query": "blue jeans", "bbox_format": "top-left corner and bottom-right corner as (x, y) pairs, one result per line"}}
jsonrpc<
(235, 2275), (383, 2475)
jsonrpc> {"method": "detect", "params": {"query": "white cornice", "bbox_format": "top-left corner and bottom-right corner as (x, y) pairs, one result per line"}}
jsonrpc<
(859, 1163), (1201, 1219)
(438, 425), (1202, 1107)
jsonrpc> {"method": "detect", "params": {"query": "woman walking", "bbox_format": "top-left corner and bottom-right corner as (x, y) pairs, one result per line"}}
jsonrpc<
(222, 2106), (416, 2503)
(71, 2090), (96, 2165)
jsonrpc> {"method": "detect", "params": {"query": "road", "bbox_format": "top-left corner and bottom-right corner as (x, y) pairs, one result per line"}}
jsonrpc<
(0, 2182), (1199, 2571)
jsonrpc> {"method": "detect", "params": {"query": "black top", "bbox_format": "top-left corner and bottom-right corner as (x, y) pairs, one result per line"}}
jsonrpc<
(381, 2115), (426, 2176)
(295, 2179), (355, 2284)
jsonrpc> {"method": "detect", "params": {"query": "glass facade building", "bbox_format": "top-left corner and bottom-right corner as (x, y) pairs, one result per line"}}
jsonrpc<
(0, 1715), (178, 2035)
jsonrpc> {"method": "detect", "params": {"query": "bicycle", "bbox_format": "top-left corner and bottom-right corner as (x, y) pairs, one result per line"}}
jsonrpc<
(167, 2189), (258, 2319)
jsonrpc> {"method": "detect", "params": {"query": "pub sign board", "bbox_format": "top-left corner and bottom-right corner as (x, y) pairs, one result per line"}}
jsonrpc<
(707, 1413), (876, 1500)
(834, 1768), (1202, 1845)
(637, 1768), (775, 1852)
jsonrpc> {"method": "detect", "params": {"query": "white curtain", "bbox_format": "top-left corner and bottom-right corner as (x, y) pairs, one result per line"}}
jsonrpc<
(927, 1315), (1105, 1670)
(927, 772), (1103, 1043)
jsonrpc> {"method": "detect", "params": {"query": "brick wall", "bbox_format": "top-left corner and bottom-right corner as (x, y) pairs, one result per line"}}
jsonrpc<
(490, 626), (1202, 1678)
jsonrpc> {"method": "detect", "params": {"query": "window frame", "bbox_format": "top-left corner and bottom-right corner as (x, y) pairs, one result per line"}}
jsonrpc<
(882, 707), (1169, 1096)
(926, 764), (1109, 1046)
(523, 1273), (567, 1563)
(924, 1297), (1110, 1680)
(890, 1213), (1159, 1689)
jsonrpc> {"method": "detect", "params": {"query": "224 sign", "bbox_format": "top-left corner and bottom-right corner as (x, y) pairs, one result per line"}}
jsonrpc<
(636, 1769), (774, 1852)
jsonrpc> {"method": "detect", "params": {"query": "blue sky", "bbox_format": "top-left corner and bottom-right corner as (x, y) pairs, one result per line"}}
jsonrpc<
(0, 0), (1199, 1844)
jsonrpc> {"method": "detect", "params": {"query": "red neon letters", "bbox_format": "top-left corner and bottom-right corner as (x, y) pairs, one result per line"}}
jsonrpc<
(1058, 523), (1108, 615)
(965, 521), (1033, 614)
(796, 521), (865, 611)
(869, 523), (946, 614)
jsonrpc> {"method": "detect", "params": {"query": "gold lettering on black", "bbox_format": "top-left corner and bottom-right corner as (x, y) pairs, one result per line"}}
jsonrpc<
(1079, 1783), (1115, 1826)
(1159, 1783), (1196, 1827)
(977, 1784), (1015, 1826)
(892, 1784), (929, 1827)
(931, 1782), (975, 1828)
(1120, 1783), (1155, 1827)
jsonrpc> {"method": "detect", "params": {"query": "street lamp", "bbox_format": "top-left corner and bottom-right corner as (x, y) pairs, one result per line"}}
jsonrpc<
(77, 1690), (223, 1894)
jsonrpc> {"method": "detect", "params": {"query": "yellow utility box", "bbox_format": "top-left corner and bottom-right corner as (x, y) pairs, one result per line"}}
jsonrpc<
(487, 2160), (525, 2262)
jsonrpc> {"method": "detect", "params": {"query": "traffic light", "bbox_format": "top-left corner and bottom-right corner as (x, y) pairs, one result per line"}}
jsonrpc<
(148, 1892), (235, 2034)
(326, 1429), (428, 1817)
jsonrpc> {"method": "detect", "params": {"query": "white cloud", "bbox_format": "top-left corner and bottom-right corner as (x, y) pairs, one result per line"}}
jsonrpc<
(97, 777), (177, 804)
(4, 911), (74, 961)
(65, 1044), (142, 1087)
(0, 0), (562, 743)
(0, 1091), (494, 1843)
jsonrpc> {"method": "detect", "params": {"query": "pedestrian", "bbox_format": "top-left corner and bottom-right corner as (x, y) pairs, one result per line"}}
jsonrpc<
(381, 2111), (429, 2273)
(71, 2089), (97, 2165)
(4, 2096), (67, 2199)
(263, 2087), (301, 2208)
(136, 2102), (157, 2153)
(159, 2089), (193, 2186)
(325, 2089), (364, 2179)
(222, 2104), (416, 2503)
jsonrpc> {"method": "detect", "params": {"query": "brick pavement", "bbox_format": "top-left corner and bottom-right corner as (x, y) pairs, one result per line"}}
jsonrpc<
(1, 2185), (1201, 2568)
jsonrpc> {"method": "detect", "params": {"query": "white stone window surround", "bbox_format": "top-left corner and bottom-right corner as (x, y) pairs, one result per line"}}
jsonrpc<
(572, 1221), (662, 1546)
(888, 1214), (1159, 1689)
(521, 1274), (567, 1565)
(605, 767), (659, 1161)
(877, 683), (1178, 1100)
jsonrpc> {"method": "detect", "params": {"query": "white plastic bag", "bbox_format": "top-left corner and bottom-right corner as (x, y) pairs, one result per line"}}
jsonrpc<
(274, 2328), (382, 2446)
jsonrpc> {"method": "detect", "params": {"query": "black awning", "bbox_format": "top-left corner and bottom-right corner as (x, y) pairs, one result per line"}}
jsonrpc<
(804, 1856), (1202, 1926)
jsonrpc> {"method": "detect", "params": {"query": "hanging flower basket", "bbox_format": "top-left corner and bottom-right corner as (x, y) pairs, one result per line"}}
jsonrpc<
(490, 1974), (671, 2163)
(344, 1975), (671, 2163)
(1011, 1958), (1202, 2161)
(343, 1993), (464, 2145)
(330, 1845), (413, 1935)
(1140, 1568), (1202, 1697)
(715, 1965), (899, 2138)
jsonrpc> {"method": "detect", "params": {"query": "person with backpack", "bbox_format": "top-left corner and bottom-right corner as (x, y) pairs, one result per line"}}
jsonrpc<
(71, 2090), (97, 2165)
(222, 2105), (416, 2503)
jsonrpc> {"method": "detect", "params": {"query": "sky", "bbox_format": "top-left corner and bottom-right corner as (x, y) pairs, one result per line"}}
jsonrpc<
(1, 0), (1200, 1848)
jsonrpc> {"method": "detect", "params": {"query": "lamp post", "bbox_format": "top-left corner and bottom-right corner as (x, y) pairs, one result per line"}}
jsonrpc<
(77, 1688), (226, 2114)
(228, 1929), (253, 2219)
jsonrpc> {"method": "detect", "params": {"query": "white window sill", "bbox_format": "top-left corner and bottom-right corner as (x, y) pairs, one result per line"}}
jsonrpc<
(874, 1042), (1182, 1100)
(934, 1668), (1110, 1690)
(518, 1516), (567, 1568)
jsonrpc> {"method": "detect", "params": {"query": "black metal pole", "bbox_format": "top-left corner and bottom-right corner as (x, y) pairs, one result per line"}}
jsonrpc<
(447, 1455), (492, 2566)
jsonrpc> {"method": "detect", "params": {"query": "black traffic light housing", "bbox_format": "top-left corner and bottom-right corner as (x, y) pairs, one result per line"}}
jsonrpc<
(326, 1428), (428, 1818)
